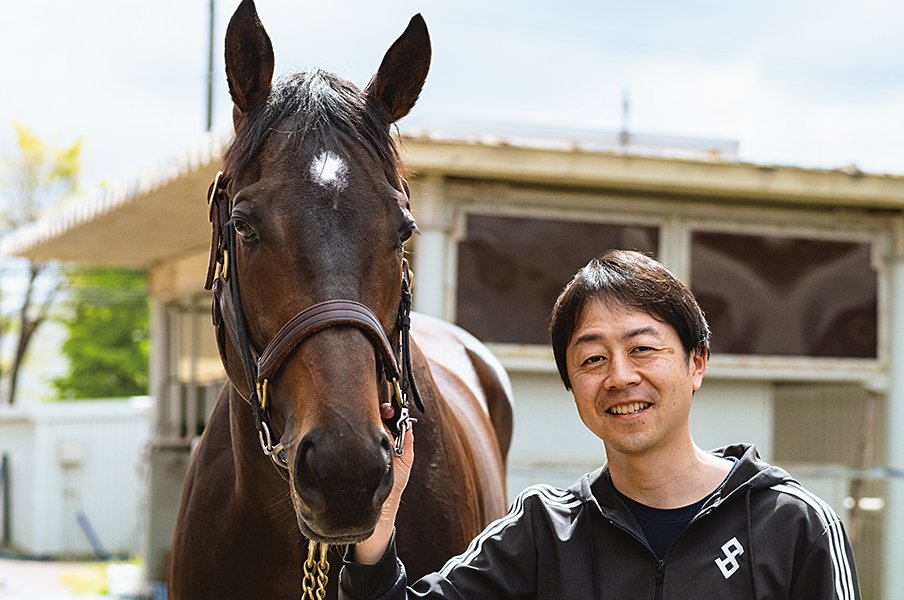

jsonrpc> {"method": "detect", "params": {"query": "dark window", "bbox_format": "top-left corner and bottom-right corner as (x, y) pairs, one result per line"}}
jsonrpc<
(456, 214), (659, 344)
(691, 232), (877, 358)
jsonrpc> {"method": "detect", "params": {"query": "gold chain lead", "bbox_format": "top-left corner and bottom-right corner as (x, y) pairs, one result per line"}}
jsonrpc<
(302, 540), (330, 600)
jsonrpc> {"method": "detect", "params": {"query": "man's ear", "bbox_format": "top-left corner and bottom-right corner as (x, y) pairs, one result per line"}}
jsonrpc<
(690, 347), (708, 392)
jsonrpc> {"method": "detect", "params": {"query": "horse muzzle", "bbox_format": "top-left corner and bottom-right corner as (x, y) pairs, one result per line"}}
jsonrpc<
(288, 426), (395, 543)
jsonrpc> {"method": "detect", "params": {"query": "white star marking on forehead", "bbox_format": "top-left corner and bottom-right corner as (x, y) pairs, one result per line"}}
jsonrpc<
(309, 150), (349, 191)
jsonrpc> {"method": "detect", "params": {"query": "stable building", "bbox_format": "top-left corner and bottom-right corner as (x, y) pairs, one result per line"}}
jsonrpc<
(3, 129), (903, 598)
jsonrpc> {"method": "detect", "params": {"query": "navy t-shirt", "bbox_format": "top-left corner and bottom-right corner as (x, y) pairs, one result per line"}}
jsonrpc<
(612, 458), (739, 559)
(616, 492), (708, 559)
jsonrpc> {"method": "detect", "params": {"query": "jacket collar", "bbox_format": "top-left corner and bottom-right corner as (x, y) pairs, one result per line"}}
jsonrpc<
(569, 443), (794, 514)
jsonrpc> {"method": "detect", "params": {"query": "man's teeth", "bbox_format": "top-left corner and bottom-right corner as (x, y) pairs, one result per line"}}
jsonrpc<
(609, 402), (650, 415)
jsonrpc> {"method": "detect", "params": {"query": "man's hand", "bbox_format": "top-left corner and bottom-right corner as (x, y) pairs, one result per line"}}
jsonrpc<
(353, 405), (415, 564)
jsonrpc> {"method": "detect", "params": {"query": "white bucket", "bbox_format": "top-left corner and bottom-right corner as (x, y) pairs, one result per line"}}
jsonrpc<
(106, 563), (143, 596)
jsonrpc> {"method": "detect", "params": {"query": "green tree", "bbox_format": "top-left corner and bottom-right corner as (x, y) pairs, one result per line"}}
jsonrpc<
(0, 124), (81, 405)
(53, 266), (149, 399)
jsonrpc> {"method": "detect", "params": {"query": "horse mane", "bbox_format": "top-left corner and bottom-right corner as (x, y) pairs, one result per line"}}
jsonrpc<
(223, 69), (406, 186)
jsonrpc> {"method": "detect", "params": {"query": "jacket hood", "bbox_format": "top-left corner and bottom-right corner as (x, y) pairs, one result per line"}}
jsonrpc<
(712, 443), (795, 495)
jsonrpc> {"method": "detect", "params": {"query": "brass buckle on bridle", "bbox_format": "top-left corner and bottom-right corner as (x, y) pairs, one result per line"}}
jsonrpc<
(207, 170), (223, 221)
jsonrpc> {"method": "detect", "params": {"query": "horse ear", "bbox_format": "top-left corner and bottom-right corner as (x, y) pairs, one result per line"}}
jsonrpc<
(366, 14), (431, 123)
(225, 0), (275, 118)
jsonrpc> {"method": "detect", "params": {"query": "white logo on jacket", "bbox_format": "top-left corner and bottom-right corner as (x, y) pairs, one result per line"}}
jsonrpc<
(714, 537), (745, 579)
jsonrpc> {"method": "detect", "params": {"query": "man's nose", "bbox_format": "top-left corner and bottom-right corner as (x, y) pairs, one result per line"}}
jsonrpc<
(604, 355), (641, 389)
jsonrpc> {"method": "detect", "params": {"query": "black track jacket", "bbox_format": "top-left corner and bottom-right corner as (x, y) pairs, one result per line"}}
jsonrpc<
(340, 444), (860, 600)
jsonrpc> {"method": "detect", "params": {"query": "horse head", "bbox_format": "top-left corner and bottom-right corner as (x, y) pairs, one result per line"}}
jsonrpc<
(213, 0), (430, 544)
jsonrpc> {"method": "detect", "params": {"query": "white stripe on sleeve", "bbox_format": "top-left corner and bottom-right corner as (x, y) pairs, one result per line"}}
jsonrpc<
(771, 482), (855, 600)
(439, 484), (581, 577)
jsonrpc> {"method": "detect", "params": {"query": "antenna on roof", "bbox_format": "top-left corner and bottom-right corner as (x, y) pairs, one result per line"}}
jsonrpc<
(619, 89), (631, 150)
(205, 0), (215, 132)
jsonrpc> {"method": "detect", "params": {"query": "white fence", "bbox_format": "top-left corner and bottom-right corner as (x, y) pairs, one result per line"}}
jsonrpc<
(0, 398), (151, 557)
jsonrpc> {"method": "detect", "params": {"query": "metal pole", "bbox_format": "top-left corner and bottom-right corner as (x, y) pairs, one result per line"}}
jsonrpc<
(1, 454), (9, 546)
(206, 0), (215, 131)
(883, 246), (904, 598)
(408, 176), (448, 319)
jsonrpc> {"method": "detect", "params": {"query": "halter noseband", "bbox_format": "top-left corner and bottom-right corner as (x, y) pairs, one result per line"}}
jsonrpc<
(205, 171), (422, 469)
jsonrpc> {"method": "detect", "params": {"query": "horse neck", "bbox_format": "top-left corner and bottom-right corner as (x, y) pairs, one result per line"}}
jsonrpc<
(408, 339), (508, 525)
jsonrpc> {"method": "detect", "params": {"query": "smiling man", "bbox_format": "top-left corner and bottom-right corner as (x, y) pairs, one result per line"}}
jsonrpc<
(340, 249), (861, 600)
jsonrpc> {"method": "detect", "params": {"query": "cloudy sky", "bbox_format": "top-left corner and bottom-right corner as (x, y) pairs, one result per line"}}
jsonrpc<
(2, 0), (904, 194)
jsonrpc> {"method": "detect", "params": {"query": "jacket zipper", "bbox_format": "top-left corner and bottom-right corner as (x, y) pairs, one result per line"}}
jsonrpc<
(604, 486), (748, 599)
(654, 486), (750, 597)
(655, 560), (665, 600)
(606, 518), (668, 597)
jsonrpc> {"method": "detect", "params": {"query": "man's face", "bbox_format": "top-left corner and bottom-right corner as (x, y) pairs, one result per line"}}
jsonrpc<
(565, 299), (706, 460)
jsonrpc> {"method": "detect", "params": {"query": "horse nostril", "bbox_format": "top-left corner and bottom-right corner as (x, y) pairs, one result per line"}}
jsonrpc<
(294, 438), (326, 509)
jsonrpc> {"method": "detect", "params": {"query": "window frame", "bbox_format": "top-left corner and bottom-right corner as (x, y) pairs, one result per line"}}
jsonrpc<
(444, 181), (892, 385)
(682, 208), (889, 384)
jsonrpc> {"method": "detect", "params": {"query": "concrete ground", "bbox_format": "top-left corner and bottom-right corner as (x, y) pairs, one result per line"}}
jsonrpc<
(0, 557), (120, 599)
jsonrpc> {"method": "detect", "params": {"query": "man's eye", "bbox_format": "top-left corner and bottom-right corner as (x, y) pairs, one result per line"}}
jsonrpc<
(583, 355), (604, 365)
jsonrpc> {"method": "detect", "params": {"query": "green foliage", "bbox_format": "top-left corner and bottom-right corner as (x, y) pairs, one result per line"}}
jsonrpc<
(1, 124), (82, 405)
(53, 266), (149, 399)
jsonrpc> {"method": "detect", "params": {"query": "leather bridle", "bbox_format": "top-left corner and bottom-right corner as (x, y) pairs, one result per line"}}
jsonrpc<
(204, 170), (423, 470)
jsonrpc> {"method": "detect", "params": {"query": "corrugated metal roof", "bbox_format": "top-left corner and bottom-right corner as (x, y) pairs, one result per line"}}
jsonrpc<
(0, 132), (227, 267)
(2, 127), (902, 268)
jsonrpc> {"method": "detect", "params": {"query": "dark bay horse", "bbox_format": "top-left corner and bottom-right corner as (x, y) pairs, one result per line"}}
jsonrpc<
(168, 1), (513, 598)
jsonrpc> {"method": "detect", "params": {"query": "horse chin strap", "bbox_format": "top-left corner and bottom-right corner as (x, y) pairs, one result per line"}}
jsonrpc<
(205, 171), (423, 471)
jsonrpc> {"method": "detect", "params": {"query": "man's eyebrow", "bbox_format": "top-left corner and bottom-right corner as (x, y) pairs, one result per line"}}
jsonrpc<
(571, 332), (603, 348)
(570, 326), (662, 348)
(624, 326), (661, 341)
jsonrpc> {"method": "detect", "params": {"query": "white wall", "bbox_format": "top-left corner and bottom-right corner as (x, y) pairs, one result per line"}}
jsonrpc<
(691, 379), (774, 460)
(0, 398), (151, 557)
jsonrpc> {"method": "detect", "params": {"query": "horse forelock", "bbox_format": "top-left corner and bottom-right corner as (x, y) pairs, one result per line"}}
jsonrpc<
(223, 69), (405, 190)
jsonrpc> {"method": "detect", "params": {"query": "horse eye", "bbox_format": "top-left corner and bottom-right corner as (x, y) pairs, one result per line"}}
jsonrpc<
(399, 225), (417, 246)
(232, 218), (257, 241)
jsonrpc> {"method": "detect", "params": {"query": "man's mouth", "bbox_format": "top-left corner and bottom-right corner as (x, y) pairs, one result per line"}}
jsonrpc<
(608, 401), (651, 415)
